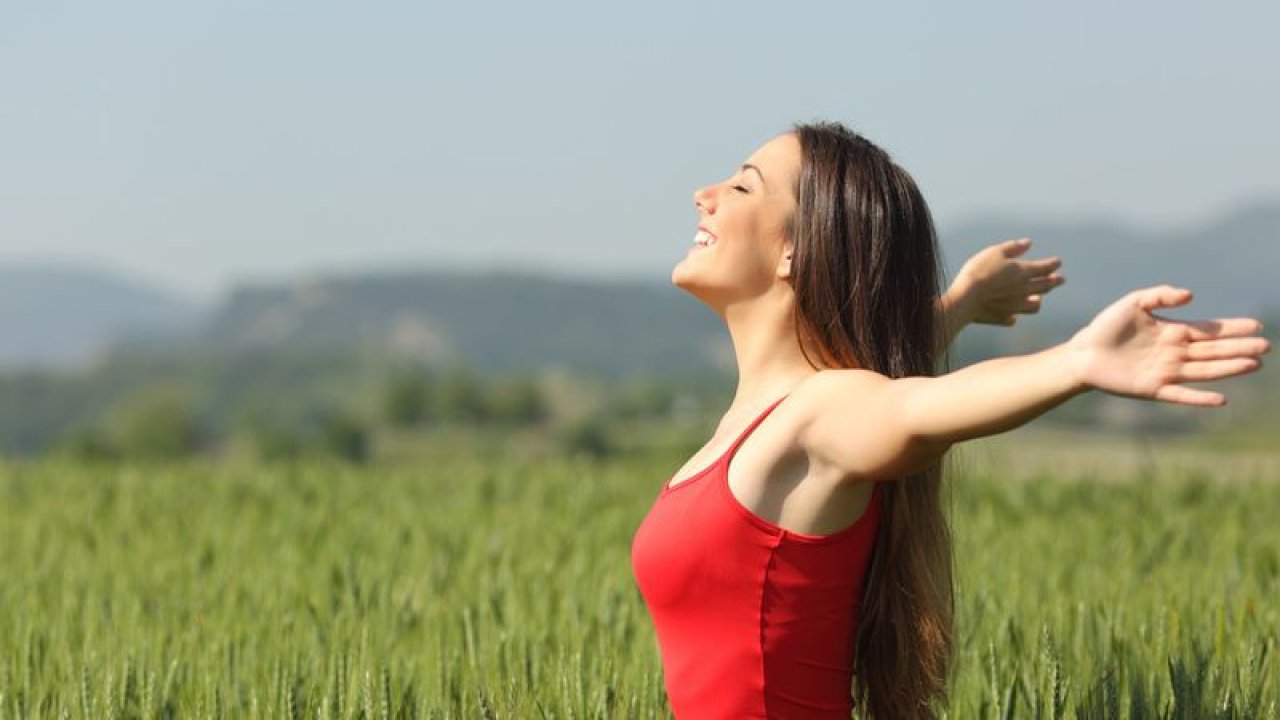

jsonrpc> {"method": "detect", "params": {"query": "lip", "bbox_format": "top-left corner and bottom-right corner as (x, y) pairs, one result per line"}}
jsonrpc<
(697, 226), (717, 239)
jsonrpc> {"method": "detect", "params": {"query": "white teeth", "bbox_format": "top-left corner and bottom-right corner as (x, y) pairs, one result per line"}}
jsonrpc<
(693, 230), (717, 247)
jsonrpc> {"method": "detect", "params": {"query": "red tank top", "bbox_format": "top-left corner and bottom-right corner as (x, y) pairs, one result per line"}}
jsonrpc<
(630, 393), (883, 719)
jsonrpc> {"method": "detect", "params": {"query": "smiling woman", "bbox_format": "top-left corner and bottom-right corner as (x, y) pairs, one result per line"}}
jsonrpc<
(630, 120), (1268, 719)
(670, 139), (800, 311)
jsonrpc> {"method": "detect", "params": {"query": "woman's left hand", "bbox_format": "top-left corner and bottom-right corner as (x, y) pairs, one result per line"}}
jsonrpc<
(1068, 285), (1269, 406)
(947, 238), (1065, 326)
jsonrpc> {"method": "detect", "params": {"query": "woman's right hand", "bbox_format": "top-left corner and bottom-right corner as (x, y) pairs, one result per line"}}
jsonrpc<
(1067, 285), (1269, 406)
(950, 238), (1065, 326)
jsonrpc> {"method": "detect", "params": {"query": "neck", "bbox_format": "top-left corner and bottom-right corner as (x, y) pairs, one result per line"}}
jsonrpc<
(721, 284), (822, 410)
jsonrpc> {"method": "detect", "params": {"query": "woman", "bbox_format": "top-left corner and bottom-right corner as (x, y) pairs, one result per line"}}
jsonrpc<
(629, 120), (1268, 719)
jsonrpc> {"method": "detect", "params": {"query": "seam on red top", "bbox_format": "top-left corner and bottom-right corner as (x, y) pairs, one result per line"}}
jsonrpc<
(758, 532), (784, 718)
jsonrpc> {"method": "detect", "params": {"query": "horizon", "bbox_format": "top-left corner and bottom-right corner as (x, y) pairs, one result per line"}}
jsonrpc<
(5, 193), (1276, 307)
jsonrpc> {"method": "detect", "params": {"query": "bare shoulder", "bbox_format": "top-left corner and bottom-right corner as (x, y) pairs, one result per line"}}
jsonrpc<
(788, 368), (917, 482)
(789, 368), (893, 422)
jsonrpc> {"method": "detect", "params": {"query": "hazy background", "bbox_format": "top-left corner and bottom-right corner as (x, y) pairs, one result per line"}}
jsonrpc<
(3, 1), (1277, 302)
(2, 2), (1276, 459)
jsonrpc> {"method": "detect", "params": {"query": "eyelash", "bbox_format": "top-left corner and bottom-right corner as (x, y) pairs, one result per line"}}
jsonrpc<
(732, 185), (749, 193)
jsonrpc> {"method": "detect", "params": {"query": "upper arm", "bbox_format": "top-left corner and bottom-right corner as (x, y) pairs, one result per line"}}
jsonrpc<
(791, 369), (951, 483)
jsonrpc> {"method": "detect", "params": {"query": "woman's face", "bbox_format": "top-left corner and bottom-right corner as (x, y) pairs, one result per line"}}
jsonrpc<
(672, 132), (801, 307)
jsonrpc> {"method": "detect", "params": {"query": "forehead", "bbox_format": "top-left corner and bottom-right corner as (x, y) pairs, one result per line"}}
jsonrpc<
(744, 133), (800, 190)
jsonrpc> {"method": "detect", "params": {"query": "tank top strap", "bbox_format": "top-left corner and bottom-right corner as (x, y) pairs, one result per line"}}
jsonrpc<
(724, 393), (790, 459)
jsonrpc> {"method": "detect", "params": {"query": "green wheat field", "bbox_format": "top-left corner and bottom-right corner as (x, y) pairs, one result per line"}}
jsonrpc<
(2, 434), (1277, 718)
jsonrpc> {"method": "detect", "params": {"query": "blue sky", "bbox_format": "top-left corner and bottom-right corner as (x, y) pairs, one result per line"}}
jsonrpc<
(2, 2), (1276, 302)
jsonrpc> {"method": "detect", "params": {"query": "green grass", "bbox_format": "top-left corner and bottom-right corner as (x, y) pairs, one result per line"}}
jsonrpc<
(1, 445), (1276, 718)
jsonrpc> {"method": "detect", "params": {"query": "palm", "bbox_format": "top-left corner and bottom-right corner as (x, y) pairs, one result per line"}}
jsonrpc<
(1070, 285), (1269, 406)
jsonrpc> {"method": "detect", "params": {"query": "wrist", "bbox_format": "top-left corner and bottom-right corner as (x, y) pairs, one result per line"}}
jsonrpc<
(1056, 335), (1095, 396)
(941, 275), (978, 326)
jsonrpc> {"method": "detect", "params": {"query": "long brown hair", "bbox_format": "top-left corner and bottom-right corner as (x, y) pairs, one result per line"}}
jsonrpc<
(786, 120), (955, 719)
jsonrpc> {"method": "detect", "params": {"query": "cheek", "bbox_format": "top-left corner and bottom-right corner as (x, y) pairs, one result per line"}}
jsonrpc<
(721, 236), (778, 282)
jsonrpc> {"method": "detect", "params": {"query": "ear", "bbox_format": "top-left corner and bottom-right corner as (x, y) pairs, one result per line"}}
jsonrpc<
(776, 241), (794, 280)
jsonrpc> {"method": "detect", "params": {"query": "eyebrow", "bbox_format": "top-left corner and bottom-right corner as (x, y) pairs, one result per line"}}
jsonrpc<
(741, 163), (766, 187)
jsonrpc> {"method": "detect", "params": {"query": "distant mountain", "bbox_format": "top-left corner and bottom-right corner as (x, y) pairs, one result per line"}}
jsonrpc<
(0, 264), (207, 370)
(197, 270), (731, 378)
(194, 198), (1271, 375)
(4, 199), (1275, 375)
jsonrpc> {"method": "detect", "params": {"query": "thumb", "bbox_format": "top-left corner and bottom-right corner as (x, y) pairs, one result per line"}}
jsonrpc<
(1136, 285), (1193, 312)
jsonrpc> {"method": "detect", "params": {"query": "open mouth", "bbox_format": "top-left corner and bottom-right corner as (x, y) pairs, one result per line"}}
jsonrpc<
(693, 230), (717, 248)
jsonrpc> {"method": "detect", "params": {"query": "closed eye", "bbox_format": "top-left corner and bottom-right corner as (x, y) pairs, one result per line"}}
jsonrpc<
(732, 185), (749, 193)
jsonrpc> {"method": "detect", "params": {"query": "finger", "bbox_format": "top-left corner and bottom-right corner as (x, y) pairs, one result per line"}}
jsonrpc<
(1175, 357), (1262, 382)
(1000, 238), (1032, 258)
(1025, 275), (1064, 293)
(1016, 296), (1042, 314)
(1020, 256), (1062, 275)
(1175, 318), (1266, 341)
(1153, 384), (1226, 407)
(1136, 285), (1193, 312)
(1184, 337), (1271, 361)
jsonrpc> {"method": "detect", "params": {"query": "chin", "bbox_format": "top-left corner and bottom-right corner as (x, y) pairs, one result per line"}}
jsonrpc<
(669, 264), (718, 307)
(670, 258), (701, 290)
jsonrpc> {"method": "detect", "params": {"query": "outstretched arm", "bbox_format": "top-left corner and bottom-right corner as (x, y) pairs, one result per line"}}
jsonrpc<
(935, 238), (1065, 354)
(797, 285), (1269, 481)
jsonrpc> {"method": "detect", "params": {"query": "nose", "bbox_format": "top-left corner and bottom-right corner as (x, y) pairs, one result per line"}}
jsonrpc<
(692, 184), (715, 215)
